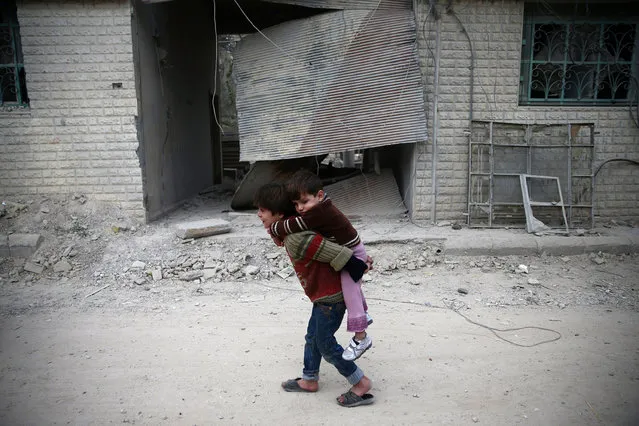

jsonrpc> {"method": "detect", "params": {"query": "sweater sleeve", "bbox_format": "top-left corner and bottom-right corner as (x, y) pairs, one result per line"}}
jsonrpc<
(284, 231), (353, 271)
(269, 215), (309, 239)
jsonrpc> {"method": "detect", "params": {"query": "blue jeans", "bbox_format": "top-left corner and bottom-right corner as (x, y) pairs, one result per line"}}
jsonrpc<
(302, 301), (365, 386)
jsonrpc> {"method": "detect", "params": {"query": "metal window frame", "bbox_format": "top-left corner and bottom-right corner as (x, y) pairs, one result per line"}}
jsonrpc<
(520, 16), (638, 106)
(0, 3), (28, 107)
(519, 174), (569, 235)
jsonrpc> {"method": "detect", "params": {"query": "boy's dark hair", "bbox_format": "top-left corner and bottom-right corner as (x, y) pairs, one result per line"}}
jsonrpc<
(254, 182), (296, 216)
(286, 169), (323, 200)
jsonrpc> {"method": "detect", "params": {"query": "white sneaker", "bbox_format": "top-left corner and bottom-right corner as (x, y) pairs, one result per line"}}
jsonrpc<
(342, 335), (372, 361)
(366, 312), (373, 325)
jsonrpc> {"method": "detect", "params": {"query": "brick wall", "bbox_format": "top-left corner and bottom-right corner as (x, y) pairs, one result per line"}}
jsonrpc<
(414, 0), (639, 224)
(0, 0), (143, 218)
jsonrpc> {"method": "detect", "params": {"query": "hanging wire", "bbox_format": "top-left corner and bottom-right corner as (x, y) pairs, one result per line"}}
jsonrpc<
(230, 0), (315, 69)
(212, 0), (225, 134)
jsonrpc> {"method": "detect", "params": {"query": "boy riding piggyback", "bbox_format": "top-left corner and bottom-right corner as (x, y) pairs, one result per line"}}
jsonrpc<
(269, 170), (373, 361)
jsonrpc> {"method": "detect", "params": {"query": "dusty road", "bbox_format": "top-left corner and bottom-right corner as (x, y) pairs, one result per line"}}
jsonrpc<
(1, 273), (638, 425)
(2, 196), (639, 424)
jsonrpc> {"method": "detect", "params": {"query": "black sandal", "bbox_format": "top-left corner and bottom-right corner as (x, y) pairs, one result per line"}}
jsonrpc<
(336, 390), (375, 407)
(281, 378), (316, 393)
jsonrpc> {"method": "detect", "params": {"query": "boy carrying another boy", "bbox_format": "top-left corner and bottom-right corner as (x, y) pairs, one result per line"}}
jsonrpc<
(269, 170), (372, 361)
(255, 182), (374, 407)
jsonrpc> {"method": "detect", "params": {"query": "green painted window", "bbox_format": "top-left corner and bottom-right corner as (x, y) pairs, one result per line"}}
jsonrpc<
(0, 1), (28, 107)
(520, 3), (639, 105)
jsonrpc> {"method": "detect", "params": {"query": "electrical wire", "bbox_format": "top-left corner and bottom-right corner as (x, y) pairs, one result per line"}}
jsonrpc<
(211, 0), (225, 133)
(242, 277), (562, 348)
(594, 158), (639, 177)
(229, 0), (314, 69)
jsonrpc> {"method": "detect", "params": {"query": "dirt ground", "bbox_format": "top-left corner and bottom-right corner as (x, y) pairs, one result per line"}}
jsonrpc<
(1, 193), (638, 425)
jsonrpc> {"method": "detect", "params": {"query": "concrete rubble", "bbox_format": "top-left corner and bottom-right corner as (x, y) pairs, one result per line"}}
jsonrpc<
(0, 234), (44, 258)
(175, 219), (232, 240)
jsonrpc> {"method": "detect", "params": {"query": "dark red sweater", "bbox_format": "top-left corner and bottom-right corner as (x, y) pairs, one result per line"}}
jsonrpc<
(270, 196), (361, 248)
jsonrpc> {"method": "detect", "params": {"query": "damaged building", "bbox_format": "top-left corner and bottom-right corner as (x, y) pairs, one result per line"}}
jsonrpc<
(1, 0), (638, 228)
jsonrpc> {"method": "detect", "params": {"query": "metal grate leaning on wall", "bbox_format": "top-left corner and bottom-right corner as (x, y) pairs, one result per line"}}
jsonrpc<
(232, 0), (427, 162)
(468, 121), (594, 229)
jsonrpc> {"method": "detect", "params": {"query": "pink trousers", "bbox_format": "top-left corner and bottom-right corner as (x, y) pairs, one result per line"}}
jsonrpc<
(340, 242), (369, 332)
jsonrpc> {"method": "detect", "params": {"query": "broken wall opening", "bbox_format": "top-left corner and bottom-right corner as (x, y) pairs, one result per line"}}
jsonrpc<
(468, 121), (594, 229)
(134, 0), (327, 221)
(133, 0), (217, 221)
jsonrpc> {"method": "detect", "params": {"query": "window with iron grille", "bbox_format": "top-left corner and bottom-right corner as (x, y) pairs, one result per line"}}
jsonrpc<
(520, 3), (639, 105)
(0, 1), (28, 108)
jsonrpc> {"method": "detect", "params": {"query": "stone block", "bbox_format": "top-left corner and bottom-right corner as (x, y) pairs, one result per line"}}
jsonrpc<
(8, 234), (44, 258)
(24, 262), (45, 274)
(175, 219), (232, 240)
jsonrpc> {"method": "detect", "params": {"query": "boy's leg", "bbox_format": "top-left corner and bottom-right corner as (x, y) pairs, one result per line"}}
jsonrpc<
(314, 302), (365, 385)
(340, 269), (368, 332)
(282, 306), (320, 393)
(342, 243), (370, 333)
(302, 305), (322, 384)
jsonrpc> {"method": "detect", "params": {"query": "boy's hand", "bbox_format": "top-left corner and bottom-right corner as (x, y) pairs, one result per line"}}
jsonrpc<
(271, 235), (284, 247)
(344, 255), (367, 282)
(365, 255), (374, 272)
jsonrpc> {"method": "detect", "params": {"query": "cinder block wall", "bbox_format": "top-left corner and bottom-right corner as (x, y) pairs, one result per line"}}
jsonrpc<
(0, 0), (144, 218)
(413, 0), (639, 224)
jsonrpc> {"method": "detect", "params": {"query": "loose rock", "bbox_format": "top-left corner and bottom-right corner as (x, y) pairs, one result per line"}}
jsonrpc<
(244, 265), (260, 276)
(266, 251), (281, 260)
(53, 260), (72, 273)
(152, 269), (163, 281)
(179, 271), (204, 281)
(131, 261), (146, 269)
(227, 263), (241, 274)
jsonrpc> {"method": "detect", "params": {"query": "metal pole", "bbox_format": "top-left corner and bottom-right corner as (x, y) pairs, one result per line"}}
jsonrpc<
(430, 16), (441, 224)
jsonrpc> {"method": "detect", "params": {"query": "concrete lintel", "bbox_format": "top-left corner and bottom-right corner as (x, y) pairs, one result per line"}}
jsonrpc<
(7, 234), (44, 258)
(175, 219), (232, 239)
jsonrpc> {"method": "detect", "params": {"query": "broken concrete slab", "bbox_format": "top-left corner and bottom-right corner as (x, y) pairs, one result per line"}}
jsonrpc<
(7, 233), (44, 258)
(175, 219), (232, 240)
(24, 262), (45, 274)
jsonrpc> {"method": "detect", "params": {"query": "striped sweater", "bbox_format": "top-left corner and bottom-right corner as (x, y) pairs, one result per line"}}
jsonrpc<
(270, 196), (361, 248)
(283, 231), (353, 303)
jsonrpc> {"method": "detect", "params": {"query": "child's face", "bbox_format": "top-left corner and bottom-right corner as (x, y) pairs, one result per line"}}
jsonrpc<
(293, 190), (324, 215)
(257, 206), (283, 228)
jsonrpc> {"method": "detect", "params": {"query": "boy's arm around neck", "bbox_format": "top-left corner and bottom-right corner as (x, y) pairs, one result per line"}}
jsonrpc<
(270, 202), (331, 239)
(270, 215), (308, 239)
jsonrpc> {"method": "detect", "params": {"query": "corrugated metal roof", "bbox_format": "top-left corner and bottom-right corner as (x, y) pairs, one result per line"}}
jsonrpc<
(263, 0), (410, 10)
(232, 4), (427, 162)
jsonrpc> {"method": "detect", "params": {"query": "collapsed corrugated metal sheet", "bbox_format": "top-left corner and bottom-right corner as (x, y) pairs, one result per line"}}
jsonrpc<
(325, 169), (407, 216)
(232, 3), (427, 162)
(263, 0), (410, 10)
